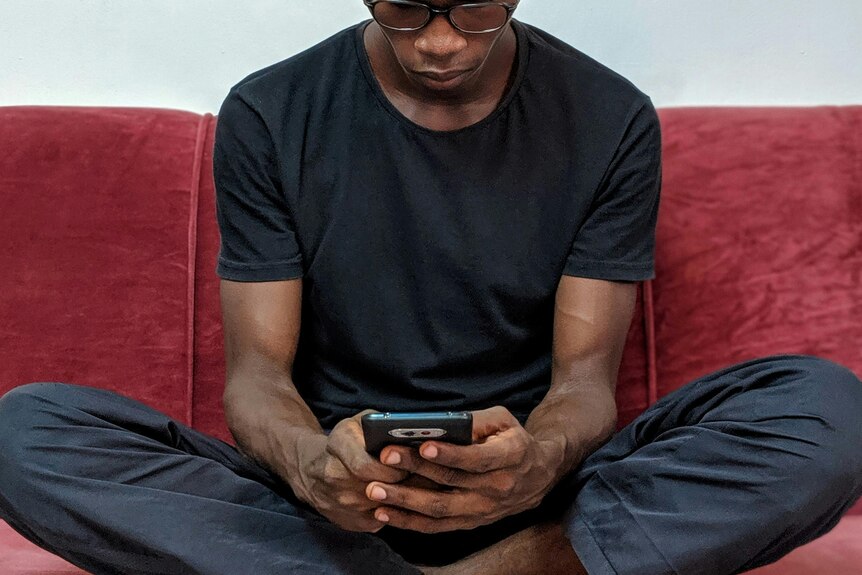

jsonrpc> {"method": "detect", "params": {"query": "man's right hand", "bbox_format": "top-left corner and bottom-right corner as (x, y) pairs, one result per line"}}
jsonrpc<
(291, 410), (410, 533)
(221, 280), (409, 532)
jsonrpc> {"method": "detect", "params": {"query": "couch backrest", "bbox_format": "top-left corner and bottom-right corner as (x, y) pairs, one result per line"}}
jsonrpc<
(0, 106), (211, 425)
(2, 105), (859, 452)
(653, 107), (862, 395)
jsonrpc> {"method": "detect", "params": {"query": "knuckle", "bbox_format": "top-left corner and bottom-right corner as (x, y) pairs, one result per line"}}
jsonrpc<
(317, 497), (337, 514)
(323, 456), (349, 480)
(324, 439), (340, 456)
(331, 419), (351, 435)
(481, 498), (498, 516)
(334, 491), (356, 508)
(322, 456), (339, 477)
(333, 419), (360, 441)
(390, 487), (407, 505)
(492, 406), (508, 417)
(428, 497), (449, 518)
(496, 473), (517, 497)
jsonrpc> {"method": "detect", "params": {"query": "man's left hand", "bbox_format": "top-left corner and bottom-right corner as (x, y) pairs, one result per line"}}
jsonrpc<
(364, 406), (565, 533)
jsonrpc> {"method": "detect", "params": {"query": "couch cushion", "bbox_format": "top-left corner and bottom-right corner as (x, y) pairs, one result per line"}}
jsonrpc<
(0, 106), (210, 423)
(0, 520), (87, 574)
(191, 116), (231, 442)
(744, 515), (862, 575)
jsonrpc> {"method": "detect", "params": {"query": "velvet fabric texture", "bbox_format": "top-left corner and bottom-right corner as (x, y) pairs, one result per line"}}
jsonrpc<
(0, 105), (860, 574)
(0, 107), (210, 426)
(653, 107), (862, 397)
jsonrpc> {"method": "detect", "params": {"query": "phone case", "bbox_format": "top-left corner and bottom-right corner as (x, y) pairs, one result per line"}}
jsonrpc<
(361, 412), (473, 454)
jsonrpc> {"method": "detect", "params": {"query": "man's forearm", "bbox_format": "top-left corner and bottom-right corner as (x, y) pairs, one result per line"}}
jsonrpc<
(524, 381), (618, 485)
(223, 370), (324, 486)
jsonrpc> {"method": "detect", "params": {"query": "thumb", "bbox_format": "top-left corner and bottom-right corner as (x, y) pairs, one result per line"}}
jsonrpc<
(470, 406), (518, 442)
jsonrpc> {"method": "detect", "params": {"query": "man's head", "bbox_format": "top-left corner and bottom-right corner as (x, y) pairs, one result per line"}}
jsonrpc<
(364, 0), (520, 96)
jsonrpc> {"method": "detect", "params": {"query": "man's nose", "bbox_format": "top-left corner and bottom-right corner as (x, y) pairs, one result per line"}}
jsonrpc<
(414, 14), (468, 60)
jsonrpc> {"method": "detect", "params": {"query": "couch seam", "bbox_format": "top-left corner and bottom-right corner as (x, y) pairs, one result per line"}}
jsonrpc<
(643, 279), (658, 405)
(185, 113), (211, 427)
(851, 107), (862, 231)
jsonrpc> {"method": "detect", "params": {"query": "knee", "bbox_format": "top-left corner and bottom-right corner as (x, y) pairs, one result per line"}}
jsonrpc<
(798, 354), (860, 381)
(0, 382), (72, 467)
(793, 355), (862, 414)
(0, 383), (72, 520)
(787, 356), (862, 492)
(0, 381), (72, 419)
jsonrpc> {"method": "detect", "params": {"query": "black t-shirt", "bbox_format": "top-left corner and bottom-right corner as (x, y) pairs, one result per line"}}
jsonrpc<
(214, 20), (661, 430)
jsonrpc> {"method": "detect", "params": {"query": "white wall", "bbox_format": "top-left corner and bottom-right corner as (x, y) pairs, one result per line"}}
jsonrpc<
(1, 0), (860, 113)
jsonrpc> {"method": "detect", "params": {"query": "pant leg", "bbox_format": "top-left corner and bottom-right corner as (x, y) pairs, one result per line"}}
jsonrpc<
(556, 355), (862, 575)
(0, 382), (422, 575)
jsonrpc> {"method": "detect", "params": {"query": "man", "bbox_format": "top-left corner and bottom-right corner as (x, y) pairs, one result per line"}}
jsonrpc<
(0, 2), (860, 574)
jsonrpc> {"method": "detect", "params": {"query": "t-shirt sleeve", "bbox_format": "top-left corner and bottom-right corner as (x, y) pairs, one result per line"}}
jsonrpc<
(563, 97), (662, 282)
(213, 89), (305, 282)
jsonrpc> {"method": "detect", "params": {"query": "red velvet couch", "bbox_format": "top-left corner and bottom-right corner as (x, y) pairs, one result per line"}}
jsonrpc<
(1, 105), (860, 574)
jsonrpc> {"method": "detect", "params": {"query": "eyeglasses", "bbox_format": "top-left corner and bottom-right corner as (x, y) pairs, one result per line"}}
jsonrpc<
(364, 0), (517, 34)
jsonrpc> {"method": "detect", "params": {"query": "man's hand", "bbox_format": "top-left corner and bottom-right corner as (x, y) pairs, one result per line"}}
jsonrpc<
(292, 410), (410, 533)
(363, 406), (565, 533)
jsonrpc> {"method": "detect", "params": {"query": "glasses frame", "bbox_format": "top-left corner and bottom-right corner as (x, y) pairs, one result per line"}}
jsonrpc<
(364, 0), (517, 34)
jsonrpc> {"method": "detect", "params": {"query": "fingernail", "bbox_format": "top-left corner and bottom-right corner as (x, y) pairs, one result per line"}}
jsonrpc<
(370, 486), (387, 501)
(377, 511), (390, 523)
(385, 452), (401, 465)
(422, 445), (438, 459)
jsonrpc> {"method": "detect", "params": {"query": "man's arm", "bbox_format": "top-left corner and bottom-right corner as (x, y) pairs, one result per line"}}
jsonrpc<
(220, 279), (321, 480)
(362, 275), (637, 533)
(524, 274), (636, 483)
(220, 278), (406, 532)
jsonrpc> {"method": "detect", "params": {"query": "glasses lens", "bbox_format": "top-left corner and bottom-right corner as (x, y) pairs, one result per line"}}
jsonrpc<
(373, 2), (429, 30)
(451, 4), (509, 32)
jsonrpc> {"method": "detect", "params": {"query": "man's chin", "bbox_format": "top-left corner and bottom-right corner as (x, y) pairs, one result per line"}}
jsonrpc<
(411, 70), (474, 94)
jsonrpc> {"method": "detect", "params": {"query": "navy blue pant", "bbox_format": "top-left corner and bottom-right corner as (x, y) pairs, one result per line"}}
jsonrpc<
(1, 355), (861, 575)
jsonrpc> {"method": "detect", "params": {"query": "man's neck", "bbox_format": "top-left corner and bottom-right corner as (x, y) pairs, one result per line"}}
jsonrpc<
(363, 23), (519, 131)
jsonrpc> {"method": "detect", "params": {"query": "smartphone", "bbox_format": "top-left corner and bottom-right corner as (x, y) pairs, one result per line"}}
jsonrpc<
(361, 411), (473, 454)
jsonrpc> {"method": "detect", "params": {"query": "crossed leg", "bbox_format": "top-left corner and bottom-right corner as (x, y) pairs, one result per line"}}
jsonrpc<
(0, 382), (421, 575)
(427, 355), (862, 575)
(1, 354), (860, 575)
